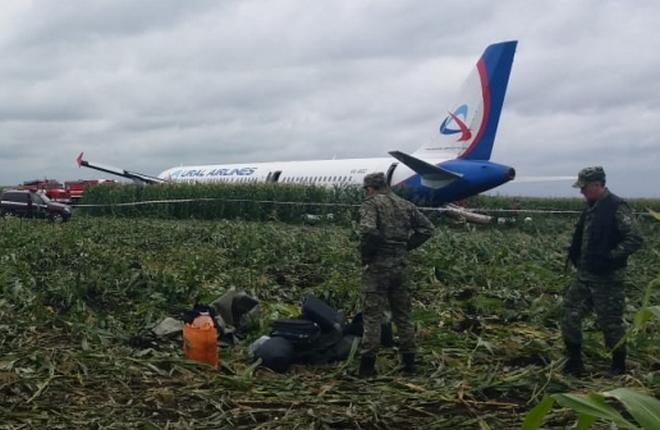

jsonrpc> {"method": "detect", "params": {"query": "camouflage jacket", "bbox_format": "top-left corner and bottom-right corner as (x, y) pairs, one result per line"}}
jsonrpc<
(358, 191), (434, 263)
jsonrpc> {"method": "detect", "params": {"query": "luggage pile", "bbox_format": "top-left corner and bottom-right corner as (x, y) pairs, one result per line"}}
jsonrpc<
(147, 290), (393, 374)
(250, 296), (393, 373)
(149, 289), (259, 346)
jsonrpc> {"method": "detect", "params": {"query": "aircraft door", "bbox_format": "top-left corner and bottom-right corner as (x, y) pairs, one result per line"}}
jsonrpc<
(386, 163), (398, 186)
(267, 171), (282, 183)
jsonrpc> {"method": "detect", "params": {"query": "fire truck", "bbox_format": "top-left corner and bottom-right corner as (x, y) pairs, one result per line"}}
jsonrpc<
(19, 179), (70, 202)
(18, 179), (116, 203)
(65, 179), (117, 202)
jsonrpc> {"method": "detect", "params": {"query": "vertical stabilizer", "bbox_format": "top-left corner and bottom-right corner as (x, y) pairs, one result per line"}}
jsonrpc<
(414, 41), (517, 160)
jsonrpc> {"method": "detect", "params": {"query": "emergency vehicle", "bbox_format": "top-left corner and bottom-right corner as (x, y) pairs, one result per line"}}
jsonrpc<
(19, 179), (70, 202)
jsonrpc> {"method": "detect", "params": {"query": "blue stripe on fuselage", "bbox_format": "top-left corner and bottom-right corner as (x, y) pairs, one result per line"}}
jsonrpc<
(395, 159), (514, 204)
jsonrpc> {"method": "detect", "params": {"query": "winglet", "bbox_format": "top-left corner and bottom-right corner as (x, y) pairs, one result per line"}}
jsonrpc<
(76, 152), (84, 167)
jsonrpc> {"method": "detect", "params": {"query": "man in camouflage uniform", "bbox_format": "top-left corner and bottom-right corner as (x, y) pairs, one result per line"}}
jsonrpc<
(358, 172), (434, 378)
(561, 166), (643, 376)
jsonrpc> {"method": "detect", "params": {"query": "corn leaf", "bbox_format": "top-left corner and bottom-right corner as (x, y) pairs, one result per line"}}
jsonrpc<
(603, 388), (660, 430)
(520, 395), (555, 430)
(574, 414), (597, 430)
(552, 393), (639, 430)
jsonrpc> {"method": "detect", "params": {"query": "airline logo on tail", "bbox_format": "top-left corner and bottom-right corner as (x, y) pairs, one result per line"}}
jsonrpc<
(439, 104), (472, 142)
(415, 40), (516, 161)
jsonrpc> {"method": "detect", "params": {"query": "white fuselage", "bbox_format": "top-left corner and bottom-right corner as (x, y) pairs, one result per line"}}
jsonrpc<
(157, 156), (449, 188)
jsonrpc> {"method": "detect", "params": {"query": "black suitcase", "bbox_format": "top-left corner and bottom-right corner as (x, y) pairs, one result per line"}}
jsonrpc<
(270, 319), (321, 346)
(302, 296), (342, 333)
(295, 328), (345, 364)
(254, 336), (294, 373)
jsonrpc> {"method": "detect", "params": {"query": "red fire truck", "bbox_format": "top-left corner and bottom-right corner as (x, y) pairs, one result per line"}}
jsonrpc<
(65, 179), (117, 202)
(19, 179), (70, 202)
(18, 178), (117, 203)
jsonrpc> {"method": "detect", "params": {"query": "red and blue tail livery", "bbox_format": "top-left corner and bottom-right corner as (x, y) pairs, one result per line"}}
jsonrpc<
(417, 40), (517, 162)
(77, 41), (518, 206)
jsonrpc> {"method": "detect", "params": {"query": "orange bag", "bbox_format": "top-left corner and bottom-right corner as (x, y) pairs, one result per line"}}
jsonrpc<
(183, 313), (218, 369)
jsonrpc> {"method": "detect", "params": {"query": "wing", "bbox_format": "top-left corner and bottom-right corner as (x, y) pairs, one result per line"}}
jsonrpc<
(76, 152), (166, 184)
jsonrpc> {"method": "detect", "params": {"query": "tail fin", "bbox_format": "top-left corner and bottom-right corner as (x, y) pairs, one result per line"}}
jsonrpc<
(414, 41), (517, 161)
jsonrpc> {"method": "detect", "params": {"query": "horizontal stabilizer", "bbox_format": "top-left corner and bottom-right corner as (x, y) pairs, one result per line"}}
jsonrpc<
(389, 151), (461, 189)
(76, 152), (166, 184)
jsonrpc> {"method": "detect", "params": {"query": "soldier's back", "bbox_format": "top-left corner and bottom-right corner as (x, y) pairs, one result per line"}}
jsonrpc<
(368, 192), (416, 243)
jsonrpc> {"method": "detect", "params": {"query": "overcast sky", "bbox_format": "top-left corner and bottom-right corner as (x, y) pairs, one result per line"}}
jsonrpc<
(1, 0), (658, 197)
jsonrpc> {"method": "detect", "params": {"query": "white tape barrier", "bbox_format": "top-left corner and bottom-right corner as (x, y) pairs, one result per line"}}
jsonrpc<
(72, 198), (359, 208)
(71, 198), (654, 216)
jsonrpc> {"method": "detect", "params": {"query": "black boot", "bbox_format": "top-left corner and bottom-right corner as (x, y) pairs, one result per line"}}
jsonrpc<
(610, 348), (626, 376)
(563, 342), (585, 376)
(358, 355), (376, 378)
(401, 353), (416, 375)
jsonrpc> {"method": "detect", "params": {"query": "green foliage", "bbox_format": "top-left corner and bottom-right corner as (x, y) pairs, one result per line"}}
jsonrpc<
(614, 275), (660, 350)
(469, 195), (660, 212)
(80, 182), (660, 222)
(604, 388), (660, 430)
(80, 182), (363, 223)
(1, 198), (658, 429)
(521, 388), (660, 430)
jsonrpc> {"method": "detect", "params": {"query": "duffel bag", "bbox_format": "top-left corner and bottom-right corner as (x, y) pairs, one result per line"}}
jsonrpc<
(254, 336), (294, 373)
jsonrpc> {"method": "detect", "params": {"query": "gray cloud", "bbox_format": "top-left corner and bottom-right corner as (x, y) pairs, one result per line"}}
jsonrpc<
(1, 0), (659, 198)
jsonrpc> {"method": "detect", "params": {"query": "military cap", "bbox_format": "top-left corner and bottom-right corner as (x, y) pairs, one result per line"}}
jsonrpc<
(363, 172), (387, 189)
(573, 166), (606, 188)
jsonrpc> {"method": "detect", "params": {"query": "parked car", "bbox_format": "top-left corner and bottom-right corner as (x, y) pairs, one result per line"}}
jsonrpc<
(0, 189), (72, 222)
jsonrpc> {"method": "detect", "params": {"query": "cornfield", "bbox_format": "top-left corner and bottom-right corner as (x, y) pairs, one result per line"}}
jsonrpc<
(1, 193), (658, 429)
(79, 183), (660, 223)
(79, 183), (364, 223)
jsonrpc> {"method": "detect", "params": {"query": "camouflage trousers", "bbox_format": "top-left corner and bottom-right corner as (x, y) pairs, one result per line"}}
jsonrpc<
(560, 270), (626, 350)
(361, 256), (415, 356)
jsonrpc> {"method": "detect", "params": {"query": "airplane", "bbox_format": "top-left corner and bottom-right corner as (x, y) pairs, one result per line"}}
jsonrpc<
(77, 40), (519, 206)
